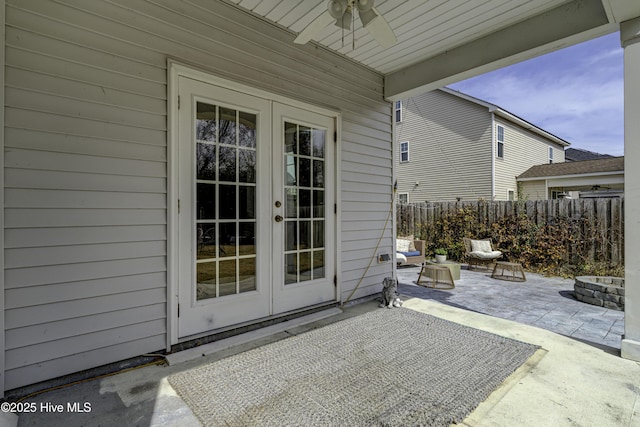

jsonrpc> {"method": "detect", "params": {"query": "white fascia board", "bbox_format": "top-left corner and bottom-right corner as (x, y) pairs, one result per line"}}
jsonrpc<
(492, 109), (571, 147)
(438, 87), (498, 111)
(518, 170), (624, 182)
(384, 0), (614, 101)
(604, 0), (640, 23)
(546, 174), (624, 187)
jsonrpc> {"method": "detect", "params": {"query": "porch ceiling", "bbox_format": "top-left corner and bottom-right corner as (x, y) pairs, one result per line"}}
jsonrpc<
(227, 0), (640, 99)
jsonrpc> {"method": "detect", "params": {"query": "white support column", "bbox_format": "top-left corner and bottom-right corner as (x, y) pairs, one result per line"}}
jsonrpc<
(620, 17), (640, 361)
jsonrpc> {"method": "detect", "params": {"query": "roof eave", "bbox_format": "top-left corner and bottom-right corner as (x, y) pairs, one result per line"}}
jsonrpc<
(517, 170), (624, 181)
(493, 109), (571, 147)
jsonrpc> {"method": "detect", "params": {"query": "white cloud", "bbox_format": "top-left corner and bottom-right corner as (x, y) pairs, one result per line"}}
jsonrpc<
(448, 33), (624, 156)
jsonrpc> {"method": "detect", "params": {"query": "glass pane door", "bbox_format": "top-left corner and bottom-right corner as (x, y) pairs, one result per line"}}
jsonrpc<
(176, 75), (335, 337)
(178, 76), (270, 338)
(195, 102), (258, 300)
(272, 102), (335, 314)
(283, 122), (326, 285)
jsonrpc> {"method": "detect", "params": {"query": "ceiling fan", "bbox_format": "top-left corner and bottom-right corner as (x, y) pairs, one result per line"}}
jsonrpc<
(294, 0), (397, 48)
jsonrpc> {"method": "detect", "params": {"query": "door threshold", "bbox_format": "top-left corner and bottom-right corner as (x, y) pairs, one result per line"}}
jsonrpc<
(167, 304), (342, 365)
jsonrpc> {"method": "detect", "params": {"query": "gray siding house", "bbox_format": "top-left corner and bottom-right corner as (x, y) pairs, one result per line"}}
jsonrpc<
(395, 88), (569, 203)
(1, 0), (396, 393)
(2, 0), (640, 397)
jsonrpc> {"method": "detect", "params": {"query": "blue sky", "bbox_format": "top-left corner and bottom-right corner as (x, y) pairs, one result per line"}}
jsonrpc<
(448, 32), (624, 156)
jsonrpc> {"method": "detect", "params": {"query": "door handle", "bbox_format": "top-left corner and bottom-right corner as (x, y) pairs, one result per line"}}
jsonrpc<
(274, 215), (284, 223)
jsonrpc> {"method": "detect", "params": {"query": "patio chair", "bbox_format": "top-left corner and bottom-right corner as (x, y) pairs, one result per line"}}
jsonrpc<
(396, 238), (425, 266)
(463, 237), (502, 271)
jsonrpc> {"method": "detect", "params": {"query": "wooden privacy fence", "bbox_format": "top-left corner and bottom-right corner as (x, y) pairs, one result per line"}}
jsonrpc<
(397, 198), (624, 267)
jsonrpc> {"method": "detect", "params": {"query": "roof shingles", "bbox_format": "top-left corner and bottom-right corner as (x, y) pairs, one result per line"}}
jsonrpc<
(517, 157), (624, 179)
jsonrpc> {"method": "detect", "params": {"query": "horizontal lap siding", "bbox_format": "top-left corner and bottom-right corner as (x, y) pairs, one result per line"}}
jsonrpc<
(396, 90), (492, 203)
(519, 180), (549, 200)
(494, 116), (566, 200)
(4, 0), (168, 389)
(340, 119), (393, 299)
(4, 0), (391, 389)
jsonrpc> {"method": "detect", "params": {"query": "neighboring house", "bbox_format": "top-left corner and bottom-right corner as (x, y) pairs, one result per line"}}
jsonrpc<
(518, 157), (624, 200)
(1, 0), (640, 397)
(565, 147), (614, 162)
(395, 88), (569, 203)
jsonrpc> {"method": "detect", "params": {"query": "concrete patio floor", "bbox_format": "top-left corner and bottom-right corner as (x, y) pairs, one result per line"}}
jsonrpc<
(397, 265), (624, 351)
(8, 267), (639, 426)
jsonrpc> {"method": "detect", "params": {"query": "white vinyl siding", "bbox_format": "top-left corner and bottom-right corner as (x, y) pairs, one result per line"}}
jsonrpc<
(519, 180), (548, 200)
(4, 0), (168, 389)
(493, 116), (565, 201)
(395, 90), (493, 202)
(3, 0), (392, 390)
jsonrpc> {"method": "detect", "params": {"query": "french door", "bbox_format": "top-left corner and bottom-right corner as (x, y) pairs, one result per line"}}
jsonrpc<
(272, 103), (336, 314)
(177, 76), (335, 338)
(177, 77), (271, 337)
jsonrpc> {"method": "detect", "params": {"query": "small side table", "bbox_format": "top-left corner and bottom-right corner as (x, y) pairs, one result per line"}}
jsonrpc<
(417, 264), (455, 289)
(425, 259), (460, 280)
(491, 261), (526, 282)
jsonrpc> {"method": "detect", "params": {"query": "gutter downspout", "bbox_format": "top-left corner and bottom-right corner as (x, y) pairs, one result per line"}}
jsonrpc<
(490, 112), (496, 200)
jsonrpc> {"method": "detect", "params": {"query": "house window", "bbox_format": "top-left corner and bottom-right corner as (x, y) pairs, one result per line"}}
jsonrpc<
(395, 101), (402, 122)
(496, 125), (504, 158)
(549, 147), (554, 164)
(398, 193), (409, 204)
(507, 190), (515, 201)
(399, 141), (409, 162)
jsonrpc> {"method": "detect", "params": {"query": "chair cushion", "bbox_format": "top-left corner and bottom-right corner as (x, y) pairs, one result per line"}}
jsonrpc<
(396, 253), (407, 264)
(470, 250), (502, 259)
(398, 250), (421, 257)
(396, 239), (410, 252)
(470, 239), (492, 253)
(396, 237), (416, 252)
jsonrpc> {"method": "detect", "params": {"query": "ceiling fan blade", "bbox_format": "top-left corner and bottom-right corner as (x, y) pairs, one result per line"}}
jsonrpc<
(294, 11), (334, 44)
(363, 7), (397, 48)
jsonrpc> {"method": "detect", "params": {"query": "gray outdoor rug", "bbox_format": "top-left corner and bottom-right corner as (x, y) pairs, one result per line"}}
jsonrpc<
(168, 308), (538, 426)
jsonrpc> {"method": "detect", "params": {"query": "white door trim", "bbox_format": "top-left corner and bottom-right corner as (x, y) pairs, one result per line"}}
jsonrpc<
(167, 61), (341, 345)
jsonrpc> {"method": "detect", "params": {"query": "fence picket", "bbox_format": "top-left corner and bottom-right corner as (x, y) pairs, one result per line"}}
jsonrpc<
(534, 200), (542, 225)
(397, 198), (624, 267)
(612, 198), (623, 264)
